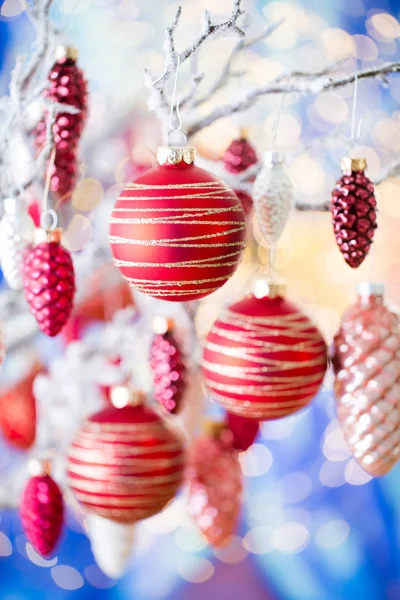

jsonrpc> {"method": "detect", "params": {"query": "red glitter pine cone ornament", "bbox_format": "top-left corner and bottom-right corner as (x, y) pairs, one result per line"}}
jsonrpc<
(333, 282), (400, 477)
(223, 134), (258, 217)
(20, 460), (64, 556)
(202, 279), (328, 420)
(35, 47), (88, 202)
(150, 317), (186, 414)
(109, 146), (246, 302)
(187, 422), (243, 547)
(68, 388), (185, 523)
(23, 228), (75, 337)
(331, 157), (377, 268)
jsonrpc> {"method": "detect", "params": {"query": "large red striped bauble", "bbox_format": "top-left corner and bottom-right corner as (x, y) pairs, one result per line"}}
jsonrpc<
(67, 403), (185, 523)
(109, 146), (246, 302)
(202, 285), (328, 420)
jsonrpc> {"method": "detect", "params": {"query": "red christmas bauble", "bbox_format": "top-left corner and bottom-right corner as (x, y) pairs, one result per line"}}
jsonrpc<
(109, 147), (246, 302)
(225, 413), (259, 451)
(23, 230), (75, 337)
(223, 136), (258, 218)
(202, 282), (328, 420)
(68, 397), (185, 523)
(0, 362), (42, 451)
(21, 469), (64, 556)
(331, 157), (377, 269)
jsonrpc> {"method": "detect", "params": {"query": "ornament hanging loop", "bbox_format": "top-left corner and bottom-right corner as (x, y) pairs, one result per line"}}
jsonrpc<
(350, 74), (364, 153)
(167, 56), (187, 147)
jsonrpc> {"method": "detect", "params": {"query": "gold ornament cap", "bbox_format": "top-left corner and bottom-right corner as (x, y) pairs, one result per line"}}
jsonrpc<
(55, 46), (79, 61)
(157, 146), (196, 166)
(341, 157), (367, 174)
(251, 275), (286, 299)
(357, 281), (384, 298)
(28, 457), (52, 477)
(35, 227), (62, 245)
(203, 419), (227, 439)
(153, 315), (175, 334)
(110, 386), (145, 409)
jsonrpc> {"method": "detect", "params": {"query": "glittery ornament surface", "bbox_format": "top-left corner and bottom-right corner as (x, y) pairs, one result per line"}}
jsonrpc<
(333, 293), (400, 476)
(35, 56), (88, 202)
(203, 293), (327, 420)
(187, 435), (242, 547)
(23, 239), (75, 337)
(20, 474), (64, 556)
(68, 403), (185, 523)
(253, 156), (294, 246)
(331, 167), (377, 268)
(150, 330), (187, 413)
(109, 155), (247, 302)
(0, 200), (34, 290)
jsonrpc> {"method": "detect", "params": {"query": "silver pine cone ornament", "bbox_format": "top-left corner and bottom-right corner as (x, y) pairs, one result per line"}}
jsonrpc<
(0, 198), (35, 290)
(253, 152), (294, 246)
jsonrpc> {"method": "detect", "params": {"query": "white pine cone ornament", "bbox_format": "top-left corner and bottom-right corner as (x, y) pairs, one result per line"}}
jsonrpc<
(0, 198), (35, 290)
(253, 152), (294, 246)
(86, 514), (135, 579)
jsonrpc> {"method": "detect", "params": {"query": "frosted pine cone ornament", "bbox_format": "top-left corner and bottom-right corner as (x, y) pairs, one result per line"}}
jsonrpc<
(187, 423), (243, 546)
(253, 152), (294, 246)
(331, 157), (377, 268)
(0, 198), (34, 290)
(333, 283), (400, 477)
(23, 228), (75, 337)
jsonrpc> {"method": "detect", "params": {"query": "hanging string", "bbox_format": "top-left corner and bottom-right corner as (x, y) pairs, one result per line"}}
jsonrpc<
(40, 148), (58, 231)
(349, 73), (364, 156)
(168, 56), (187, 146)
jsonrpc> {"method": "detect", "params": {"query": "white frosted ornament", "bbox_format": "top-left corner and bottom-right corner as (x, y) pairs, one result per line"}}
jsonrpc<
(253, 152), (294, 246)
(86, 513), (135, 579)
(0, 198), (35, 290)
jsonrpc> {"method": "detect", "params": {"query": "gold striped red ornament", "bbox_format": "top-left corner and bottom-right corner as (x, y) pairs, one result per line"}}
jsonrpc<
(109, 146), (247, 302)
(202, 279), (328, 421)
(67, 391), (185, 523)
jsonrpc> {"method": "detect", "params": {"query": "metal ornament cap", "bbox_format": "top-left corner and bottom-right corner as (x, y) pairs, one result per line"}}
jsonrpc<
(34, 227), (62, 245)
(265, 151), (285, 165)
(341, 157), (367, 174)
(110, 386), (145, 409)
(152, 315), (175, 335)
(157, 146), (196, 166)
(55, 46), (79, 61)
(250, 275), (286, 299)
(357, 281), (384, 298)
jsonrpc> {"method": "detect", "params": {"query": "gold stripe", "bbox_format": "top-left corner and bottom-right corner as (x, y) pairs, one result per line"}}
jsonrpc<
(204, 342), (326, 369)
(113, 249), (242, 269)
(69, 470), (182, 489)
(212, 391), (314, 410)
(125, 181), (228, 190)
(204, 377), (321, 397)
(130, 286), (220, 297)
(126, 274), (230, 287)
(117, 192), (235, 201)
(69, 449), (184, 468)
(113, 204), (241, 212)
(209, 325), (324, 351)
(109, 236), (246, 248)
(202, 360), (325, 383)
(72, 490), (178, 508)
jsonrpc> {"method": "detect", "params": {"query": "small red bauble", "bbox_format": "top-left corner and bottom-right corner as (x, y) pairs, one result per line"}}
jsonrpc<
(150, 317), (186, 414)
(21, 464), (64, 557)
(0, 362), (42, 451)
(68, 392), (185, 523)
(225, 413), (259, 451)
(23, 229), (75, 337)
(187, 424), (242, 547)
(35, 47), (88, 202)
(202, 280), (328, 420)
(223, 136), (258, 218)
(109, 146), (246, 302)
(331, 157), (377, 269)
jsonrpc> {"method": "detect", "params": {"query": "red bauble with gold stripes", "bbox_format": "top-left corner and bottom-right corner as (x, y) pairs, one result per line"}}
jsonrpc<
(67, 394), (185, 523)
(202, 280), (328, 421)
(109, 146), (246, 302)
